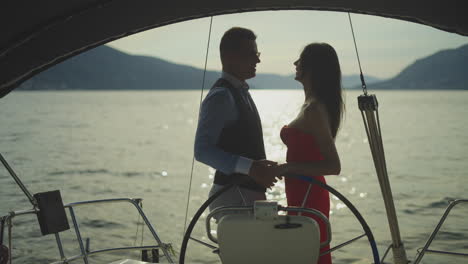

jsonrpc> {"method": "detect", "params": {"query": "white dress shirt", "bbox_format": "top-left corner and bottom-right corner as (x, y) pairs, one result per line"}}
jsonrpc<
(194, 71), (255, 175)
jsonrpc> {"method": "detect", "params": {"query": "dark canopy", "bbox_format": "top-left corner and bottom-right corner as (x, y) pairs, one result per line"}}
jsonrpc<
(1, 0), (467, 98)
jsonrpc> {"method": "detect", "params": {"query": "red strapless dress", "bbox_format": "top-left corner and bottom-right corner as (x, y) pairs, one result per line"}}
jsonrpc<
(280, 125), (332, 264)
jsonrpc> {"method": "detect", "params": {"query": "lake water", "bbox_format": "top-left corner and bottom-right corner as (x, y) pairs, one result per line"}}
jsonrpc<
(1, 90), (468, 263)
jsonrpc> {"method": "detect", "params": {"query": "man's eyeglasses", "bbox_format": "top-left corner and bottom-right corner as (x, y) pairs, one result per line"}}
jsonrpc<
(243, 51), (261, 58)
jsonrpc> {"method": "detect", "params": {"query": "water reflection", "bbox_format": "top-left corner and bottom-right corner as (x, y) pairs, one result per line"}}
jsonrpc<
(3, 90), (467, 263)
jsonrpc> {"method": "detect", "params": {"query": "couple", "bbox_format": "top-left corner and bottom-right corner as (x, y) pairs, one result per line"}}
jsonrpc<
(194, 27), (344, 264)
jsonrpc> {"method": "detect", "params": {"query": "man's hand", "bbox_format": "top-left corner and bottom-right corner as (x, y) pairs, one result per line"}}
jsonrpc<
(248, 159), (281, 189)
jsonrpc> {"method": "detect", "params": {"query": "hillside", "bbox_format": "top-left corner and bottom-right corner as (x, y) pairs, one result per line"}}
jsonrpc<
(19, 45), (383, 91)
(370, 44), (468, 90)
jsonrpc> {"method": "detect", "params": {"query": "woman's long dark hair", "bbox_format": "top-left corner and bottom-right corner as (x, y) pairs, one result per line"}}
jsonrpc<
(300, 43), (345, 138)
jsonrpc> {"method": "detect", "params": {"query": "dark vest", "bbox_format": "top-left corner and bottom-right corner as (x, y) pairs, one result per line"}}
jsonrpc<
(212, 78), (266, 192)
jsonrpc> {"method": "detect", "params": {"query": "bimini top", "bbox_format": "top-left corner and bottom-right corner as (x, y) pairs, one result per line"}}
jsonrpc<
(1, 0), (467, 98)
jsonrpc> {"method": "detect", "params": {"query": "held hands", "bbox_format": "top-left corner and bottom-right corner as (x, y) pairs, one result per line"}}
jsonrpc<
(248, 159), (285, 189)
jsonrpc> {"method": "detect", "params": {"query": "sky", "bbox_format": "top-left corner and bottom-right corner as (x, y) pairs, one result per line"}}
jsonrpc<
(107, 11), (468, 80)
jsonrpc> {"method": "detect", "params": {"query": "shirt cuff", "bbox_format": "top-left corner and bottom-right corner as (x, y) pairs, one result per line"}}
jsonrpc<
(235, 156), (253, 175)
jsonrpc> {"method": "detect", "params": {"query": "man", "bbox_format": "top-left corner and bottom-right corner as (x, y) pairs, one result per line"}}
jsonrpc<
(194, 27), (278, 213)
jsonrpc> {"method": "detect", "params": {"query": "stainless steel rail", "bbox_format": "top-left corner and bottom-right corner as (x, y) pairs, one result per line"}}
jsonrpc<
(49, 245), (162, 264)
(0, 153), (37, 208)
(1, 197), (174, 263)
(320, 233), (366, 256)
(413, 199), (468, 264)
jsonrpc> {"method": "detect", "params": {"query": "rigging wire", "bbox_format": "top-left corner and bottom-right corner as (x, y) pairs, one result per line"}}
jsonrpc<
(133, 199), (145, 259)
(182, 16), (214, 237)
(347, 13), (367, 95)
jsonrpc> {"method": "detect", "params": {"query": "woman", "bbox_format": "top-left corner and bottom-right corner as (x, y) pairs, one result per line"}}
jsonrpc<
(279, 43), (344, 264)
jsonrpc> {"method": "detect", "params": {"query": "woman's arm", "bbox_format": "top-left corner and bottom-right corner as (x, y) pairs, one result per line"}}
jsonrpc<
(280, 103), (341, 176)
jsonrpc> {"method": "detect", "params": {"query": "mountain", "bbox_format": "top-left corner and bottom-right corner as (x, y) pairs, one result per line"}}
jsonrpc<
(18, 45), (382, 91)
(250, 74), (381, 90)
(19, 46), (219, 90)
(342, 74), (382, 89)
(369, 44), (468, 90)
(20, 44), (468, 91)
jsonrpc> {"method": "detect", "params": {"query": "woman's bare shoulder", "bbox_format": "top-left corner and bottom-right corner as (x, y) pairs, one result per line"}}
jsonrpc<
(301, 101), (330, 134)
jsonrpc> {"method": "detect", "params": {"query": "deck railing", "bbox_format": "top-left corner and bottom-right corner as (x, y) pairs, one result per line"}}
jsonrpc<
(1, 198), (174, 264)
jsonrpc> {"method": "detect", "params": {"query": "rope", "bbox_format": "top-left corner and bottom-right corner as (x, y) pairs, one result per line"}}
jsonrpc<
(182, 16), (214, 237)
(347, 13), (367, 95)
(363, 109), (401, 244)
(348, 12), (408, 263)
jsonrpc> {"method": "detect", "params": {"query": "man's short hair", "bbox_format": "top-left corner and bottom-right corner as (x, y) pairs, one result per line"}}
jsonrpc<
(220, 27), (256, 58)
